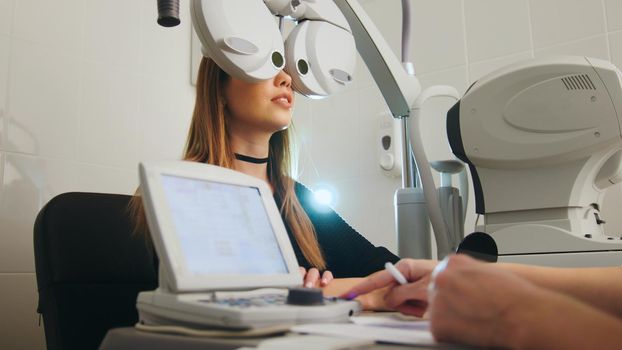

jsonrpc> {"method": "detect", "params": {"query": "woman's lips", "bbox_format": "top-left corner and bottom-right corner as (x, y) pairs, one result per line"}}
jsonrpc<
(271, 94), (292, 109)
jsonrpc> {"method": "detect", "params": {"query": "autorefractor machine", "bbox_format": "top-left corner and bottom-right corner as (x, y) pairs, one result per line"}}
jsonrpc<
(155, 0), (622, 267)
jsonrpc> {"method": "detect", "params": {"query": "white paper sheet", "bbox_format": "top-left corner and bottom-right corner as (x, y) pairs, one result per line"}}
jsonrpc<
(291, 317), (436, 346)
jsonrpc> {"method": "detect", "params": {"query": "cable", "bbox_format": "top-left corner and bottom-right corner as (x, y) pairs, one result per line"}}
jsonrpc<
(400, 0), (412, 64)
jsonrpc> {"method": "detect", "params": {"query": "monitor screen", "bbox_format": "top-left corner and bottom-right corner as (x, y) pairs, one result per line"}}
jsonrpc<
(160, 174), (289, 275)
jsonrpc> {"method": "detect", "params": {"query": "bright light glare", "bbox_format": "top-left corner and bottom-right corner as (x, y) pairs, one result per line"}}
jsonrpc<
(313, 188), (334, 206)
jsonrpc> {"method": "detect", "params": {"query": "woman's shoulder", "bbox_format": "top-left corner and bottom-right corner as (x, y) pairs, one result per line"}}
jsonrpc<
(293, 181), (316, 203)
(292, 181), (330, 215)
(293, 181), (312, 196)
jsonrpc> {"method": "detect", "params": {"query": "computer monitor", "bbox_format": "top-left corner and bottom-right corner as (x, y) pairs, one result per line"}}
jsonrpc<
(139, 161), (302, 292)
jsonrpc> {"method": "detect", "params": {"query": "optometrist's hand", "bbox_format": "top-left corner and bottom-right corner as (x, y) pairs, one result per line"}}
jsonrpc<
(342, 259), (438, 316)
(427, 254), (541, 347)
(299, 267), (333, 288)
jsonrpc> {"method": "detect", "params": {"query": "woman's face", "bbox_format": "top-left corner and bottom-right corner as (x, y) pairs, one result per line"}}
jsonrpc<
(223, 69), (294, 136)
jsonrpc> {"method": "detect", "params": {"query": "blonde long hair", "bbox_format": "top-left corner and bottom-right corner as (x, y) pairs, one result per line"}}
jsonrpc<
(129, 57), (326, 270)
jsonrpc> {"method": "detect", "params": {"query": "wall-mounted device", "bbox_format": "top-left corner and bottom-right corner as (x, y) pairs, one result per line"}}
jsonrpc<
(378, 112), (402, 178)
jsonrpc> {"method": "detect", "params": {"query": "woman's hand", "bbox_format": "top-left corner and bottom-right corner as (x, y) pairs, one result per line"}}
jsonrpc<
(341, 259), (438, 316)
(353, 284), (395, 311)
(299, 267), (333, 288)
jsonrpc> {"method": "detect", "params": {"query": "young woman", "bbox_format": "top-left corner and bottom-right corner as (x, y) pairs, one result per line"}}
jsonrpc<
(129, 57), (399, 294)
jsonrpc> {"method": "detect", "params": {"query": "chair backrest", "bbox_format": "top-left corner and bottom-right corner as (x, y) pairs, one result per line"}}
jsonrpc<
(34, 192), (158, 350)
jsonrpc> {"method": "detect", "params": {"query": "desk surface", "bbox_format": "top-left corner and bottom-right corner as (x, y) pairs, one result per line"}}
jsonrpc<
(99, 327), (469, 350)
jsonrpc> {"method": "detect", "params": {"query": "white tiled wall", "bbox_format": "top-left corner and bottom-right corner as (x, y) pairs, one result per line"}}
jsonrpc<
(0, 34), (8, 147)
(605, 0), (622, 31)
(411, 0), (466, 75)
(2, 0), (622, 349)
(8, 40), (82, 158)
(13, 0), (85, 57)
(529, 0), (606, 49)
(0, 0), (193, 348)
(464, 0), (532, 62)
(0, 273), (44, 350)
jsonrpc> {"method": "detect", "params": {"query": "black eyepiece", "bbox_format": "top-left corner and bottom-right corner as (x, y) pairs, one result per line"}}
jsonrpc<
(456, 231), (498, 263)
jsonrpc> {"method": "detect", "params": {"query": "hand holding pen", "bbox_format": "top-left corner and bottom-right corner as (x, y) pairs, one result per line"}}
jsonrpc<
(384, 261), (408, 285)
(342, 259), (439, 317)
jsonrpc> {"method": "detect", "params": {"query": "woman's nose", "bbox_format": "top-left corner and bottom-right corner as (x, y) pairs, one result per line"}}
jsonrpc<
(275, 70), (292, 88)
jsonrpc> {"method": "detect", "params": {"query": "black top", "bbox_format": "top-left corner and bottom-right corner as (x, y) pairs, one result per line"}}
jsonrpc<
(275, 182), (399, 278)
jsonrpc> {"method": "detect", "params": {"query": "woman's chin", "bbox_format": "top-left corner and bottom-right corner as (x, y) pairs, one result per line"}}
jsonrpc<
(270, 116), (292, 132)
(269, 123), (290, 133)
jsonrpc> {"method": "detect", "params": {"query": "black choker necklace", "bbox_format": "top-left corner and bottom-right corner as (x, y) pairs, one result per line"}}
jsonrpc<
(235, 153), (269, 164)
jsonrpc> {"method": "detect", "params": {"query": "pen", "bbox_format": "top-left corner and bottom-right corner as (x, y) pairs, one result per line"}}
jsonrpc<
(384, 262), (408, 285)
(343, 262), (408, 300)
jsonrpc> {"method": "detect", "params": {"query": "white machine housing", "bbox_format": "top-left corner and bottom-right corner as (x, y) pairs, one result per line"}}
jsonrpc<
(448, 56), (622, 266)
(190, 0), (357, 98)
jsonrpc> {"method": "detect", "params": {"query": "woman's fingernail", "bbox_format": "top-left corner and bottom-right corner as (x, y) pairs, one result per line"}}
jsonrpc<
(343, 292), (357, 300)
(321, 278), (328, 285)
(305, 282), (313, 288)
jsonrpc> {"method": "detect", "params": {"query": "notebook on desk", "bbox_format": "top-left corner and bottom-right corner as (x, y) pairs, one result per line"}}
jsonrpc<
(135, 161), (360, 329)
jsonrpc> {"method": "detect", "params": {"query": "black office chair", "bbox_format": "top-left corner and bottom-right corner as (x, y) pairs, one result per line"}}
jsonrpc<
(34, 192), (158, 350)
